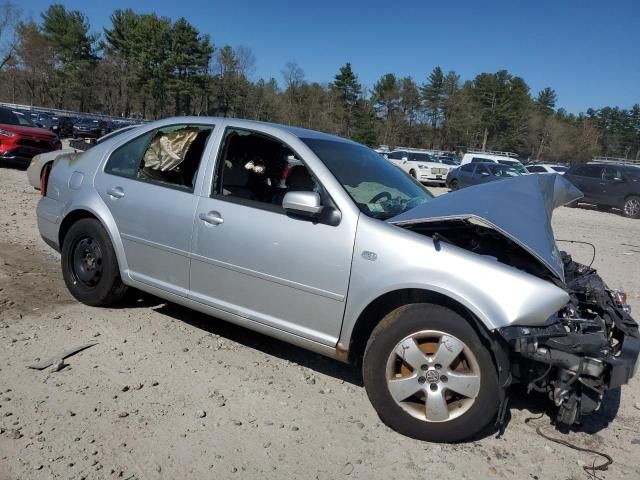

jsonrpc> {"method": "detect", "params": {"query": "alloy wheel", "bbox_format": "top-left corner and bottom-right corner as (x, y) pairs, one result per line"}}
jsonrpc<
(624, 198), (640, 218)
(385, 330), (481, 422)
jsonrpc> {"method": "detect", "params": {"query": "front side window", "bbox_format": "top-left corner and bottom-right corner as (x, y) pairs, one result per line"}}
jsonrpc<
(476, 165), (491, 175)
(105, 124), (213, 191)
(579, 166), (603, 178)
(302, 138), (432, 219)
(213, 128), (318, 209)
(496, 161), (528, 174)
(460, 164), (474, 172)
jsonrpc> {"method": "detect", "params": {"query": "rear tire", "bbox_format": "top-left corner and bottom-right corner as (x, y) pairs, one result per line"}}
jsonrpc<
(61, 218), (127, 306)
(623, 196), (640, 219)
(362, 303), (500, 442)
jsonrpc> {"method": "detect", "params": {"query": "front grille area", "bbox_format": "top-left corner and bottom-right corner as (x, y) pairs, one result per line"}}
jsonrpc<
(430, 167), (448, 175)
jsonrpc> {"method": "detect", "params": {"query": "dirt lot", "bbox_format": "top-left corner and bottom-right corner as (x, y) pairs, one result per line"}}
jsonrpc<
(1, 166), (639, 480)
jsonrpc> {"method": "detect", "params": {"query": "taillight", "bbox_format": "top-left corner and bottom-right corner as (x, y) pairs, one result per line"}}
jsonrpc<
(40, 163), (52, 196)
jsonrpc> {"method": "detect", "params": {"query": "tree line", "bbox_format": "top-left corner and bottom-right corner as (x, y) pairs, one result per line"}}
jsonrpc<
(1, 3), (639, 162)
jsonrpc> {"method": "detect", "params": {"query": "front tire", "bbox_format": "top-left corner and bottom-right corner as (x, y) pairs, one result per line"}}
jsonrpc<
(61, 218), (127, 306)
(623, 196), (640, 219)
(362, 303), (500, 442)
(409, 169), (417, 179)
(449, 179), (459, 191)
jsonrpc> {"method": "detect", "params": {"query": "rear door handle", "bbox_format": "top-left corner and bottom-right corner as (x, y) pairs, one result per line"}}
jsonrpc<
(199, 211), (224, 226)
(107, 186), (125, 199)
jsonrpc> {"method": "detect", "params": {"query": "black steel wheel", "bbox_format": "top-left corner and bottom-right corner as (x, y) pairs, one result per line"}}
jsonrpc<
(61, 218), (127, 306)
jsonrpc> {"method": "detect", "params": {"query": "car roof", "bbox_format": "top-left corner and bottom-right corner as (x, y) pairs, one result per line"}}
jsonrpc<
(146, 116), (353, 144)
(583, 163), (640, 171)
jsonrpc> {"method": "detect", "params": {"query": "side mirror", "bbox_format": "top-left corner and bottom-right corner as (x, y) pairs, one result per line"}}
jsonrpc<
(402, 157), (408, 161)
(283, 191), (323, 217)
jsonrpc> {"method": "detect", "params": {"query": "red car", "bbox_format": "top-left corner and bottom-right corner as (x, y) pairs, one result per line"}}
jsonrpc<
(0, 107), (62, 166)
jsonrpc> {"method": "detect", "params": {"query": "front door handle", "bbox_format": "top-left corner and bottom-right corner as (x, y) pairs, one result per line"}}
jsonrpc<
(107, 186), (125, 199)
(199, 211), (224, 226)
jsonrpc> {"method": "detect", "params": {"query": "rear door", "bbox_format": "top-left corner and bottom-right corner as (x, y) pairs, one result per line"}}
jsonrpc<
(457, 164), (475, 187)
(95, 122), (215, 296)
(601, 166), (627, 207)
(567, 165), (602, 203)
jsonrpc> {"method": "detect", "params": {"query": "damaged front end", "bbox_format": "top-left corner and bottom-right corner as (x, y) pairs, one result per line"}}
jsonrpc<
(501, 253), (639, 425)
(390, 174), (640, 426)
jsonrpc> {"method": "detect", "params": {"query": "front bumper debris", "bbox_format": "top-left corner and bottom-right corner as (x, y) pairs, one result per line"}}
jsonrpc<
(498, 252), (639, 425)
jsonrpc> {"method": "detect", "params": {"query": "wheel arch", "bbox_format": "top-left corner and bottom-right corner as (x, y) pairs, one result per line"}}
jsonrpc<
(58, 207), (129, 278)
(347, 288), (509, 377)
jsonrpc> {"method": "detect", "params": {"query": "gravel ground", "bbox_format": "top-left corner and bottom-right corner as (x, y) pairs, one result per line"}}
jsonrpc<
(1, 166), (639, 480)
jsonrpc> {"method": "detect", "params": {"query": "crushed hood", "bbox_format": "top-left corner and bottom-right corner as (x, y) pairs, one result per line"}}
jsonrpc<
(389, 174), (583, 282)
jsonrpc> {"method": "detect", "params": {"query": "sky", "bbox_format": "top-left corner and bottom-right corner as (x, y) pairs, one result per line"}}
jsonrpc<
(15, 0), (640, 114)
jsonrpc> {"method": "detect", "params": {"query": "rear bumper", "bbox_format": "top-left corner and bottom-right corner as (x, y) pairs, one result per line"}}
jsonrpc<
(36, 196), (64, 252)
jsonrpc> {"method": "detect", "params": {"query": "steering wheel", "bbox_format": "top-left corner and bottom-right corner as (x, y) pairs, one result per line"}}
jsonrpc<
(370, 191), (392, 203)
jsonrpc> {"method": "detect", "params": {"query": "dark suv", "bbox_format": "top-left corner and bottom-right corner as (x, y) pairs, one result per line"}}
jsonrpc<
(564, 163), (640, 218)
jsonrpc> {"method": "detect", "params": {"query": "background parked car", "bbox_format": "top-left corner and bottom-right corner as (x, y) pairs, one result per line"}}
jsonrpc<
(564, 163), (640, 218)
(460, 152), (528, 174)
(387, 149), (454, 185)
(526, 164), (569, 175)
(446, 161), (525, 190)
(73, 118), (107, 138)
(52, 116), (76, 138)
(0, 107), (61, 166)
(27, 124), (140, 190)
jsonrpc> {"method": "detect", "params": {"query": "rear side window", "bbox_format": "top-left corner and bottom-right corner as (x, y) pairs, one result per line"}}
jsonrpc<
(527, 166), (545, 173)
(105, 124), (213, 191)
(105, 131), (155, 178)
(573, 165), (602, 178)
(602, 167), (623, 180)
(388, 151), (401, 160)
(471, 157), (490, 163)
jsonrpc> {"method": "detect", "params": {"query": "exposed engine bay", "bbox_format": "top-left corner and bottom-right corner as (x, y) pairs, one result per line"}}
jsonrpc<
(401, 219), (640, 426)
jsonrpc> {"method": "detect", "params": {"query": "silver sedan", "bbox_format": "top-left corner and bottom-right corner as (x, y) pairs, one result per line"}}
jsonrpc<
(36, 117), (639, 442)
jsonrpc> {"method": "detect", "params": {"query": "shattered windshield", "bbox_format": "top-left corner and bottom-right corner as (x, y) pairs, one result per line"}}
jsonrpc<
(302, 138), (433, 219)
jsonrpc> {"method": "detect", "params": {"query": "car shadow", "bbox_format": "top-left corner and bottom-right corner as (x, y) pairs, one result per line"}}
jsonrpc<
(121, 291), (364, 387)
(568, 203), (628, 219)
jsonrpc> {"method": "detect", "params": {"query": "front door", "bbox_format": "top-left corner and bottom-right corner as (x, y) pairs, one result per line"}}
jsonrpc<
(189, 126), (356, 345)
(95, 123), (215, 296)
